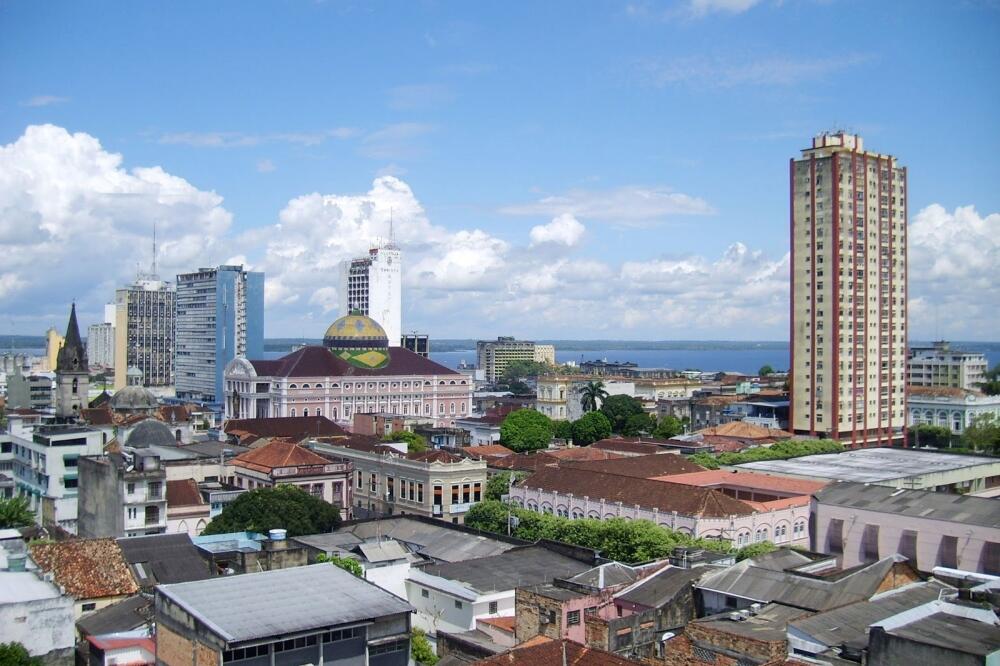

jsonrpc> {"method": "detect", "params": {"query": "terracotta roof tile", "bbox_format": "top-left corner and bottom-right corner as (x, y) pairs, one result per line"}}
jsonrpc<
(166, 479), (206, 507)
(478, 616), (516, 632)
(591, 439), (664, 455)
(696, 422), (792, 439)
(30, 538), (139, 599)
(519, 466), (753, 518)
(157, 405), (192, 423)
(80, 406), (115, 426)
(908, 385), (974, 399)
(232, 440), (336, 473)
(473, 638), (643, 665)
(660, 470), (827, 495)
(224, 416), (349, 441)
(563, 453), (705, 478)
(249, 345), (462, 378)
(463, 444), (515, 458)
(544, 447), (624, 462)
(408, 450), (464, 464)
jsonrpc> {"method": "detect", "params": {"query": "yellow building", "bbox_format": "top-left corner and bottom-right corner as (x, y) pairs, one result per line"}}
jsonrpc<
(44, 327), (64, 372)
(790, 133), (907, 446)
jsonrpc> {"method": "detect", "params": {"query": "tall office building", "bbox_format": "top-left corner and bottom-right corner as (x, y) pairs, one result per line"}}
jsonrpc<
(790, 133), (907, 447)
(175, 265), (264, 404)
(476, 337), (556, 384)
(339, 243), (402, 345)
(907, 341), (988, 391)
(87, 303), (116, 369)
(113, 276), (176, 389)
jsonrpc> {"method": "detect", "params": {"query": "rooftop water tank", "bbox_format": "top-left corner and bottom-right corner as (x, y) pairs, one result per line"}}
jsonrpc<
(269, 529), (287, 541)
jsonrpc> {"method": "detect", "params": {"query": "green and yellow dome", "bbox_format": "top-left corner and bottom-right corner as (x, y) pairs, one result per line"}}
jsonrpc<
(323, 312), (390, 369)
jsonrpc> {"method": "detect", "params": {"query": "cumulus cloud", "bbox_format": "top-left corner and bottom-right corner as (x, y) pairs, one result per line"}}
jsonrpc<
(0, 124), (232, 327)
(908, 204), (999, 339)
(502, 185), (713, 224)
(529, 214), (586, 247)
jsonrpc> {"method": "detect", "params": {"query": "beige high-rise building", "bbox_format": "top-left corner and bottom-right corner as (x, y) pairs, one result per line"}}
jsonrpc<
(790, 133), (907, 447)
(113, 277), (175, 389)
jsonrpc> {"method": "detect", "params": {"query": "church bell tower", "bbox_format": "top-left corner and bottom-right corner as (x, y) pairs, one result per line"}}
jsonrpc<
(55, 303), (89, 419)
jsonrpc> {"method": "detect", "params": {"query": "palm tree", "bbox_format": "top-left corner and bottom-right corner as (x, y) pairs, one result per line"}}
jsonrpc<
(579, 380), (609, 413)
(0, 496), (35, 529)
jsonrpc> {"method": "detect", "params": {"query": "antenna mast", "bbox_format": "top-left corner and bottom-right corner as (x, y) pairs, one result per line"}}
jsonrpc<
(152, 221), (157, 276)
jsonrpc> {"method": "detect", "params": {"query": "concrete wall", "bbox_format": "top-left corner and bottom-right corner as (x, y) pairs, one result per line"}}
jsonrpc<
(77, 456), (122, 538)
(0, 592), (75, 662)
(868, 626), (985, 666)
(812, 498), (1000, 573)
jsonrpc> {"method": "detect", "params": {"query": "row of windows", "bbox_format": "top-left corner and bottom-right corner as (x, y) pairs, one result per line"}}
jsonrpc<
(222, 627), (365, 662)
(287, 379), (468, 389)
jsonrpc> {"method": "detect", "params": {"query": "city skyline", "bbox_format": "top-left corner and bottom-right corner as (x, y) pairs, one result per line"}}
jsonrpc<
(1, 2), (998, 340)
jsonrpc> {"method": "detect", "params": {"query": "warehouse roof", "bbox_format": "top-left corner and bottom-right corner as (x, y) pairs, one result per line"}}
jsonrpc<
(158, 563), (412, 643)
(814, 482), (1000, 529)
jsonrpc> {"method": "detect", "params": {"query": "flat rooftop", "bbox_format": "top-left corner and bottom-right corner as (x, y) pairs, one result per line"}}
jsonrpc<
(158, 563), (412, 644)
(814, 482), (1000, 529)
(737, 447), (1000, 483)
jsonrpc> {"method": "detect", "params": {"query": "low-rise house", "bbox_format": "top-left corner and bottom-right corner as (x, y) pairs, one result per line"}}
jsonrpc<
(312, 437), (488, 524)
(117, 532), (213, 590)
(664, 602), (812, 666)
(76, 595), (155, 643)
(454, 413), (503, 445)
(230, 439), (353, 518)
(193, 530), (308, 575)
(867, 598), (1000, 666)
(29, 538), (140, 618)
(470, 637), (645, 666)
(590, 438), (673, 457)
(0, 531), (75, 664)
(694, 549), (921, 615)
(155, 563), (414, 666)
(85, 635), (156, 666)
(166, 478), (211, 536)
(406, 542), (597, 636)
(787, 579), (954, 661)
(811, 481), (1000, 574)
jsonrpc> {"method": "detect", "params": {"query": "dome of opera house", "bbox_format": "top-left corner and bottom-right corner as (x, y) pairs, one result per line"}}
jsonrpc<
(323, 312), (389, 350)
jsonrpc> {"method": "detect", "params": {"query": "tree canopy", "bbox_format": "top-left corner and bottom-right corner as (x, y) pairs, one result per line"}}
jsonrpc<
(599, 394), (646, 433)
(579, 381), (609, 413)
(572, 411), (612, 445)
(500, 409), (554, 453)
(383, 430), (427, 453)
(0, 642), (41, 666)
(621, 412), (656, 437)
(909, 424), (952, 448)
(202, 485), (341, 537)
(0, 496), (34, 529)
(315, 553), (364, 576)
(502, 360), (550, 382)
(979, 363), (1000, 396)
(653, 415), (685, 440)
(688, 439), (845, 470)
(963, 413), (1000, 454)
(553, 420), (574, 440)
(411, 629), (438, 665)
(758, 365), (775, 376)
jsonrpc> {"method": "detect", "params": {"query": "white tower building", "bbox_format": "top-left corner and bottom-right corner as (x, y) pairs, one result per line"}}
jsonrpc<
(339, 242), (402, 345)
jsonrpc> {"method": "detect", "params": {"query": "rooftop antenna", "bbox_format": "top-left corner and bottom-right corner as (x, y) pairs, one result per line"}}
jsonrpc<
(152, 221), (157, 276)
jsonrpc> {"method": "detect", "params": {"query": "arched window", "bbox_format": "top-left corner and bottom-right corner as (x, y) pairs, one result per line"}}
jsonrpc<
(290, 408), (297, 417)
(316, 408), (322, 417)
(449, 380), (456, 385)
(303, 408), (310, 417)
(289, 383), (298, 389)
(331, 383), (340, 388)
(301, 384), (310, 389)
(461, 402), (467, 413)
(439, 404), (445, 414)
(195, 519), (207, 535)
(450, 402), (456, 414)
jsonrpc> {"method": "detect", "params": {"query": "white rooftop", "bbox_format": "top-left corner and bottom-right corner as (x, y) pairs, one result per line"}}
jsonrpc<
(737, 447), (1000, 483)
(0, 572), (63, 604)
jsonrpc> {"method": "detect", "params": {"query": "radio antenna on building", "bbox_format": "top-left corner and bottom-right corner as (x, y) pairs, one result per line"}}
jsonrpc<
(152, 221), (157, 276)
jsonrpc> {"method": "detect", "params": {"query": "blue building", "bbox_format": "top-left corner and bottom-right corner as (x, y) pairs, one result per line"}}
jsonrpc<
(175, 265), (263, 405)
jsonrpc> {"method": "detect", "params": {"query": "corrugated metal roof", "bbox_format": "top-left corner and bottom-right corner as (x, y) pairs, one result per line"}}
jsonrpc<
(814, 482), (1000, 529)
(158, 563), (413, 643)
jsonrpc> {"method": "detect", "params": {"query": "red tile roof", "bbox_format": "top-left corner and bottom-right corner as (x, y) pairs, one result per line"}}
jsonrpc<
(519, 466), (753, 518)
(80, 406), (115, 426)
(408, 450), (464, 464)
(473, 638), (643, 665)
(661, 470), (828, 495)
(591, 439), (665, 455)
(908, 385), (974, 399)
(232, 440), (336, 474)
(563, 453), (705, 478)
(249, 344), (461, 378)
(478, 616), (517, 632)
(696, 422), (792, 440)
(489, 452), (561, 472)
(462, 444), (515, 459)
(224, 416), (349, 441)
(544, 447), (624, 462)
(157, 405), (192, 423)
(166, 479), (206, 507)
(30, 538), (139, 599)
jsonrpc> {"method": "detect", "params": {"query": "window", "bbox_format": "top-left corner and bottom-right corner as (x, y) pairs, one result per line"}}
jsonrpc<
(489, 601), (498, 614)
(585, 606), (598, 616)
(454, 599), (463, 609)
(567, 610), (580, 625)
(369, 639), (407, 656)
(422, 588), (429, 598)
(370, 473), (378, 493)
(82, 602), (96, 612)
(127, 482), (135, 494)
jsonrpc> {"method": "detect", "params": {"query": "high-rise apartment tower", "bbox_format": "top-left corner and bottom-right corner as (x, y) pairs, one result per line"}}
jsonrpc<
(339, 243), (401, 344)
(113, 277), (176, 389)
(175, 265), (264, 404)
(790, 133), (907, 447)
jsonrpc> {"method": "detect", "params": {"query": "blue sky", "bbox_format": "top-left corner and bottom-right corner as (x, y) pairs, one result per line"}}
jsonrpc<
(1, 0), (998, 340)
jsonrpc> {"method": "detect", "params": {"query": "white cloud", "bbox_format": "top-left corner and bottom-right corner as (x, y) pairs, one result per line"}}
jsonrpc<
(256, 159), (276, 173)
(908, 204), (1000, 339)
(159, 128), (358, 148)
(502, 185), (713, 223)
(638, 53), (869, 88)
(21, 95), (69, 107)
(529, 214), (586, 247)
(360, 123), (436, 160)
(688, 0), (762, 15)
(0, 124), (232, 324)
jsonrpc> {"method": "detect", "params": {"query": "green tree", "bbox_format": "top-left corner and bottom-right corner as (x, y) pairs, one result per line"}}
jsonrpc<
(315, 553), (364, 577)
(0, 496), (34, 529)
(963, 413), (1000, 454)
(653, 415), (685, 440)
(758, 365), (775, 377)
(735, 541), (777, 561)
(621, 412), (655, 437)
(0, 642), (41, 666)
(909, 424), (952, 448)
(579, 381), (609, 413)
(411, 628), (438, 665)
(553, 420), (574, 440)
(202, 485), (341, 537)
(599, 395), (646, 433)
(978, 363), (1000, 396)
(383, 430), (427, 454)
(571, 411), (612, 446)
(485, 471), (526, 501)
(502, 360), (550, 382)
(500, 409), (554, 453)
(687, 439), (845, 469)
